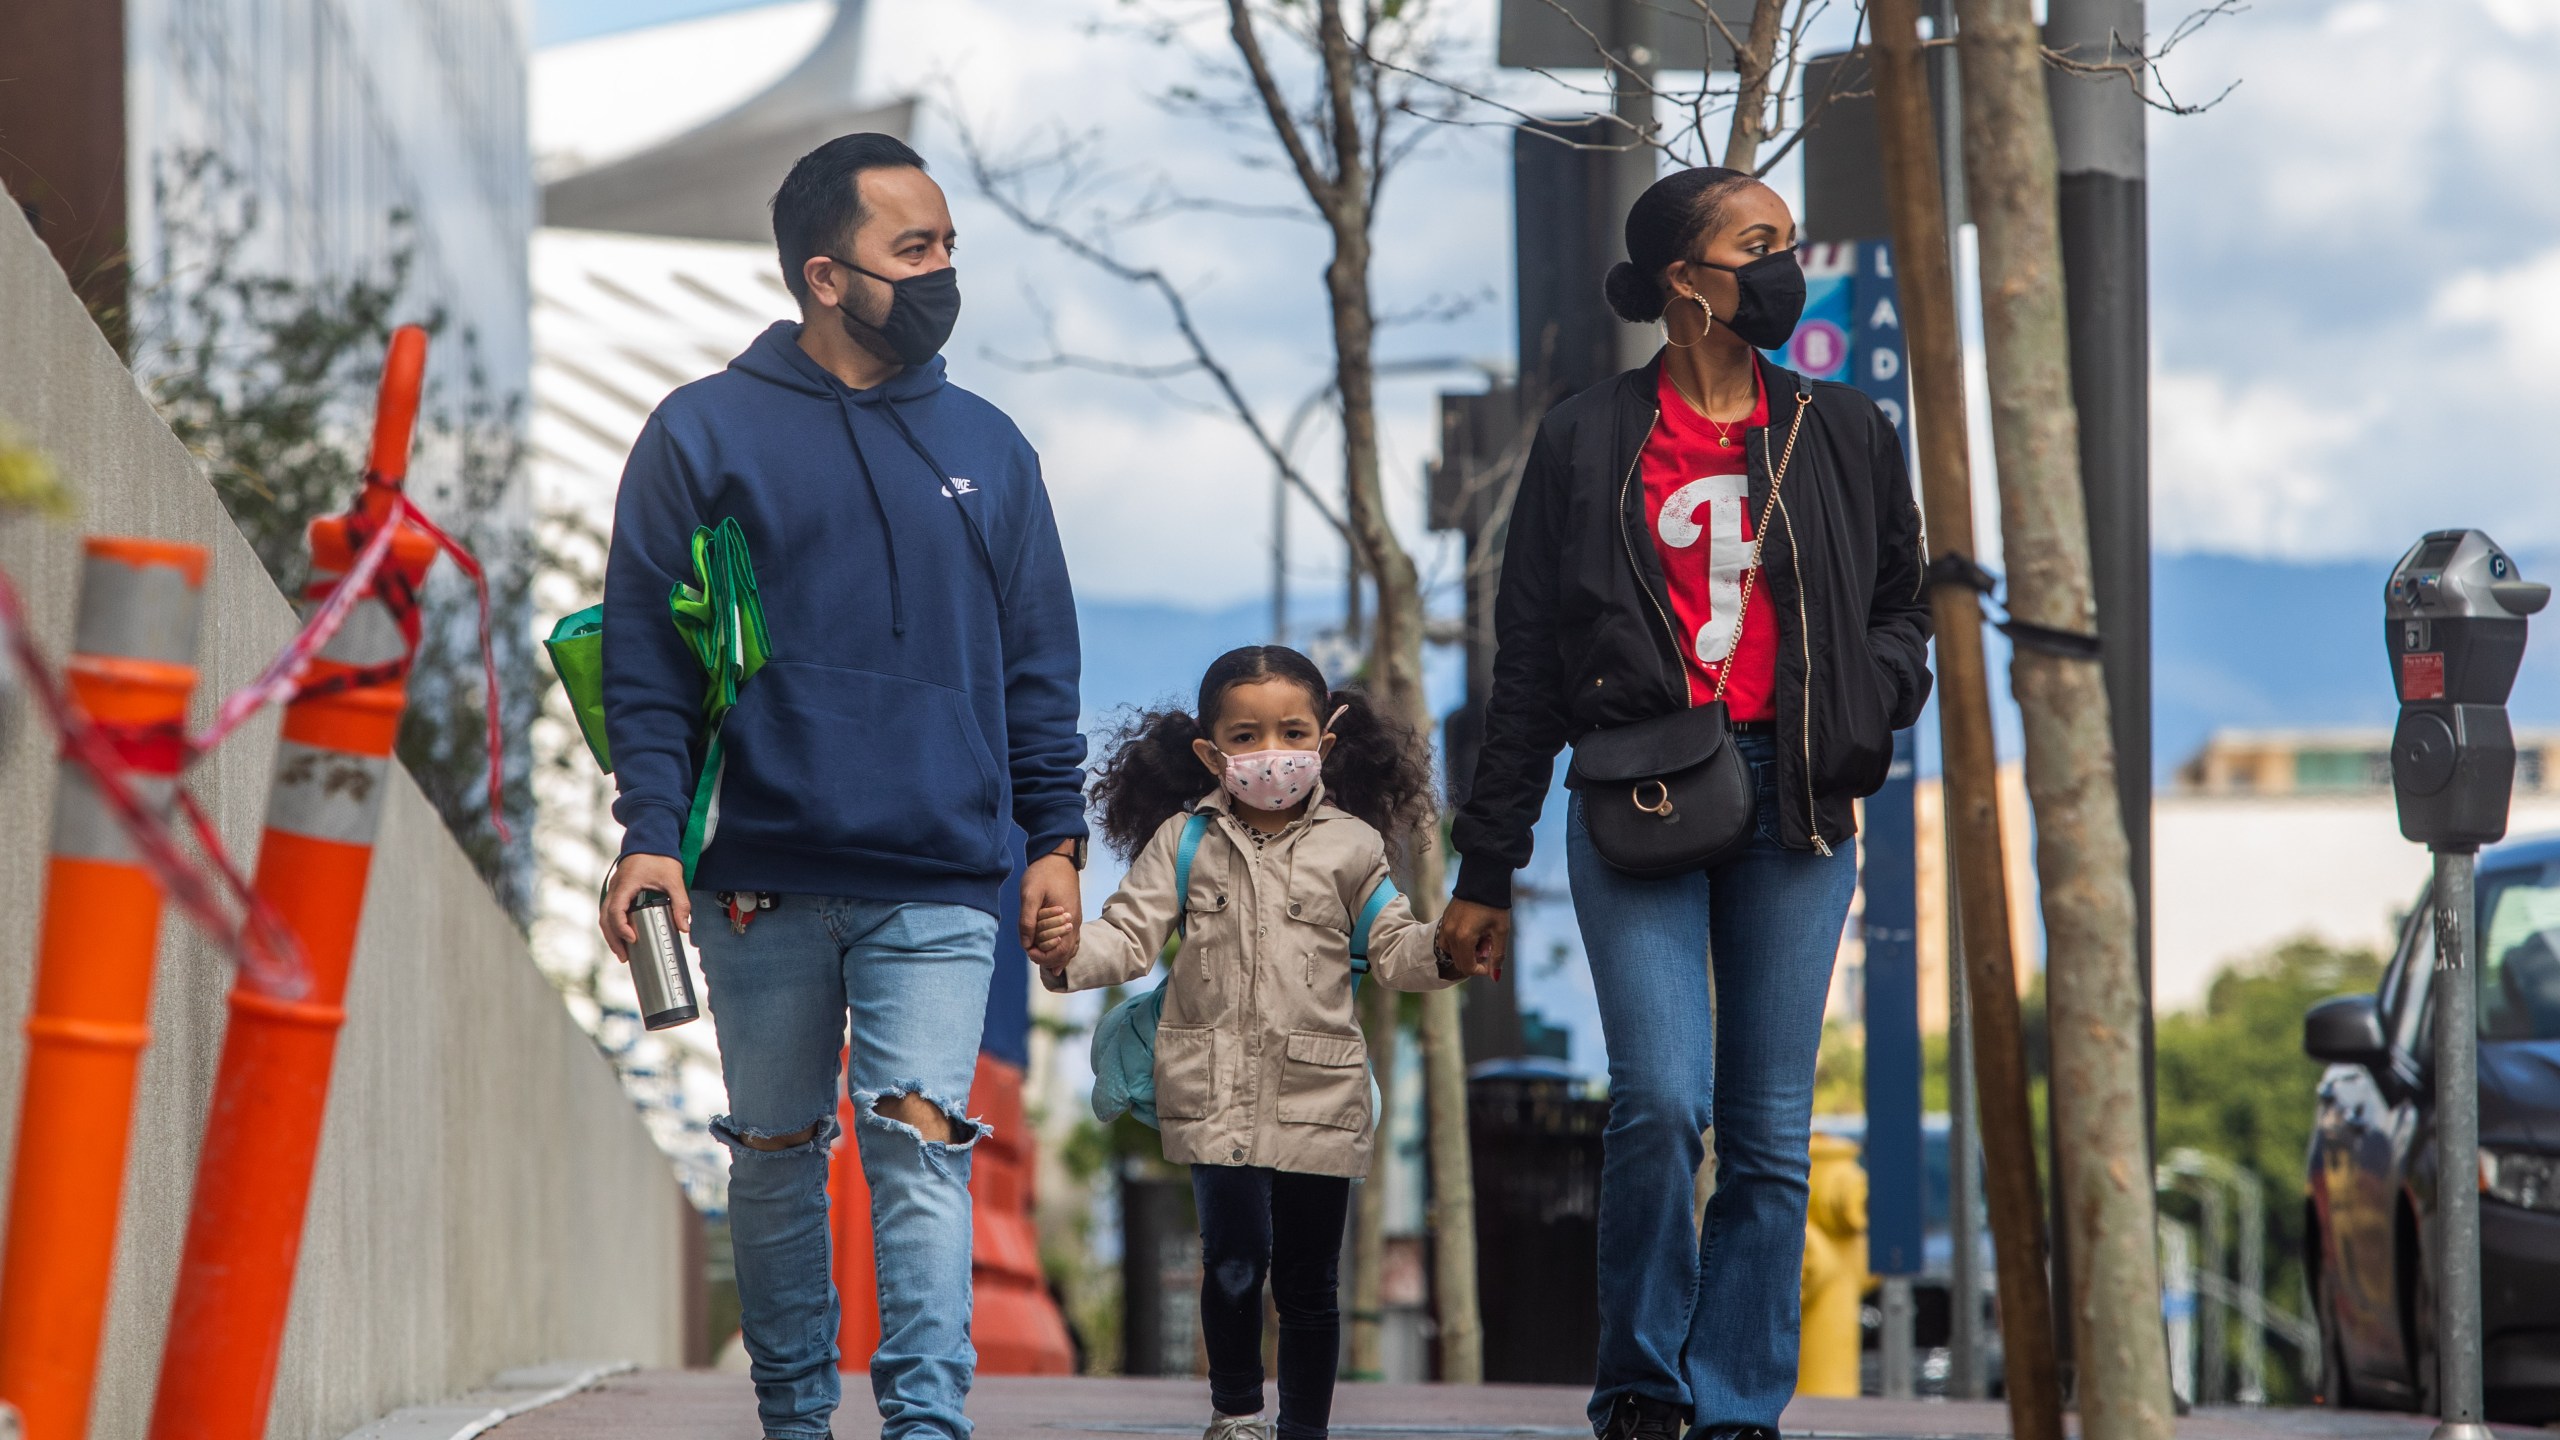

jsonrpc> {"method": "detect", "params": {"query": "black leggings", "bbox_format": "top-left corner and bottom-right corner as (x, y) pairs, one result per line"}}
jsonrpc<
(1192, 1164), (1353, 1440)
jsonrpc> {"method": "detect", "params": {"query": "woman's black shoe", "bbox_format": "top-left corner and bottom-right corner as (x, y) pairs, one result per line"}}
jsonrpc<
(1597, 1394), (1685, 1440)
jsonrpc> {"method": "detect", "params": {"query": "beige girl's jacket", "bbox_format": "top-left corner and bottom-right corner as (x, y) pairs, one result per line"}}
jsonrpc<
(1044, 784), (1456, 1178)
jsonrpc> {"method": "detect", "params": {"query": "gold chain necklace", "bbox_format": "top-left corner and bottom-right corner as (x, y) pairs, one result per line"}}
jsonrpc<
(1669, 369), (1747, 449)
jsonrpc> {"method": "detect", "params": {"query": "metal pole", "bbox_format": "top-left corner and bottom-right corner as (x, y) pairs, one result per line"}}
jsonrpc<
(2195, 1161), (2229, 1403)
(1881, 1277), (1918, 1398)
(1923, 0), (1986, 1401)
(2047, 0), (2153, 1132)
(1947, 811), (1985, 1399)
(1273, 455), (1288, 644)
(2430, 849), (2491, 1440)
(1925, 0), (1968, 233)
(1867, 733), (1925, 1397)
(1609, 0), (1659, 373)
(2234, 1161), (2266, 1405)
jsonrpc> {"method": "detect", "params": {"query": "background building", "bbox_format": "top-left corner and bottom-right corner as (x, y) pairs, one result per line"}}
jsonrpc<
(0, 0), (532, 400)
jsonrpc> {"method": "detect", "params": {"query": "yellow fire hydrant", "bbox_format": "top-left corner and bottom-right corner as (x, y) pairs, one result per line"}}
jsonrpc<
(1797, 1133), (1869, 1397)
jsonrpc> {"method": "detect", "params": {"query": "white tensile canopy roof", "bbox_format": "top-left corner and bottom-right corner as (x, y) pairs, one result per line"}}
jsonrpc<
(540, 0), (912, 245)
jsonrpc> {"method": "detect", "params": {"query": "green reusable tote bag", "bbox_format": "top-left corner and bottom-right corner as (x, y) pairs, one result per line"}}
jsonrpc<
(541, 516), (769, 883)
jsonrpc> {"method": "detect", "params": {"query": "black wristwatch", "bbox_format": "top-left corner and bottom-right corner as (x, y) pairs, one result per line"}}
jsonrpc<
(1050, 836), (1088, 871)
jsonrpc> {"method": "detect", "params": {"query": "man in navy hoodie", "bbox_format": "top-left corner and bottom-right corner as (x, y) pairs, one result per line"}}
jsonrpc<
(598, 133), (1087, 1440)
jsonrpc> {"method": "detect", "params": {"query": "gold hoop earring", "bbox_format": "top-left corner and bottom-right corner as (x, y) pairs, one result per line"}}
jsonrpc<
(1663, 294), (1714, 349)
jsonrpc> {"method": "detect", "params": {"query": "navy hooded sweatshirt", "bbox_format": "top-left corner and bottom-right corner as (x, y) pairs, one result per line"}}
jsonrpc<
(601, 321), (1087, 915)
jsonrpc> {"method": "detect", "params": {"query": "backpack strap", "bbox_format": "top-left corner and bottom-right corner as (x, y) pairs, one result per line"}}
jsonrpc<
(1349, 876), (1398, 977)
(1172, 810), (1214, 940)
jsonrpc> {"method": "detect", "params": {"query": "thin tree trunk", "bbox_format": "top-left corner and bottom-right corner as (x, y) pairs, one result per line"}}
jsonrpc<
(1865, 4), (2064, 1437)
(1952, 3), (2173, 1437)
(1346, 978), (1398, 1379)
(1719, 0), (1790, 171)
(1410, 869), (1478, 1382)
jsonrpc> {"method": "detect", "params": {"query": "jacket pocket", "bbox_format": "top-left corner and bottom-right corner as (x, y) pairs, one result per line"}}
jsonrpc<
(716, 662), (1008, 873)
(1276, 1030), (1368, 1130)
(1182, 854), (1232, 977)
(1817, 641), (1895, 799)
(1154, 1024), (1219, 1122)
(1284, 868), (1349, 931)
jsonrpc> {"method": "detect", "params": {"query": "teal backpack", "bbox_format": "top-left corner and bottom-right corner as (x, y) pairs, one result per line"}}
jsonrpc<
(1088, 810), (1396, 1130)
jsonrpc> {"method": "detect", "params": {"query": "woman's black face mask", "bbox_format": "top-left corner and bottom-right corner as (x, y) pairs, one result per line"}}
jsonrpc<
(1692, 248), (1805, 351)
(830, 258), (961, 367)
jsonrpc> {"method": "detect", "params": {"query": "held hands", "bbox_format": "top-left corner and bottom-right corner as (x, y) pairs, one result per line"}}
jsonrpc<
(1029, 905), (1075, 969)
(600, 852), (689, 964)
(1021, 847), (1082, 971)
(1434, 898), (1511, 982)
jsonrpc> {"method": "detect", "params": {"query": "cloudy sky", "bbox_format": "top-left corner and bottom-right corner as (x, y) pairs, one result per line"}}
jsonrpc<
(2147, 0), (2560, 561)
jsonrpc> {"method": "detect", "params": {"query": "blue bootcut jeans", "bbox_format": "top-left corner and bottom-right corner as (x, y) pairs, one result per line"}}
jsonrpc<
(1566, 732), (1858, 1433)
(691, 893), (997, 1440)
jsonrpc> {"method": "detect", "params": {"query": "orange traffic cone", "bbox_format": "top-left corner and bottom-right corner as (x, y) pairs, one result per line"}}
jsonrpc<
(0, 538), (208, 1440)
(146, 327), (439, 1440)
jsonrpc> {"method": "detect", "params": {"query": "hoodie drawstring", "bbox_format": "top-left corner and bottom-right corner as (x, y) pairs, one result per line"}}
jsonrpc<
(834, 393), (908, 636)
(879, 403), (1012, 622)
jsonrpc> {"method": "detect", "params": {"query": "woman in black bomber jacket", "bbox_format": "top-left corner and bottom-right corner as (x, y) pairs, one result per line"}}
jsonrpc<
(1437, 170), (1932, 1440)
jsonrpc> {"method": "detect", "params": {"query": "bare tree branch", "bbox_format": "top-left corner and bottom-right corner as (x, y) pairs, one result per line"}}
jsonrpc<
(950, 116), (1355, 544)
(1377, 288), (1497, 329)
(1720, 0), (1791, 169)
(2039, 0), (2245, 116)
(1225, 0), (1340, 210)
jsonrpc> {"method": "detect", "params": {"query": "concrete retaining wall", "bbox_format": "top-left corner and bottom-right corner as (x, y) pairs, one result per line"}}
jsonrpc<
(0, 199), (687, 1436)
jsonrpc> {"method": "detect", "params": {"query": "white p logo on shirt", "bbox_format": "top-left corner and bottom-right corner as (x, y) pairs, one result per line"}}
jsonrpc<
(1657, 474), (1751, 666)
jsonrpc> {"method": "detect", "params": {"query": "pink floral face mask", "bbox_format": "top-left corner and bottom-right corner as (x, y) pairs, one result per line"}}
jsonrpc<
(1219, 747), (1323, 811)
(1215, 704), (1345, 812)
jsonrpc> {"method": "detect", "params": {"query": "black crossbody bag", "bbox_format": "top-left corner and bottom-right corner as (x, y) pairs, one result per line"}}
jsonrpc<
(1566, 389), (1809, 878)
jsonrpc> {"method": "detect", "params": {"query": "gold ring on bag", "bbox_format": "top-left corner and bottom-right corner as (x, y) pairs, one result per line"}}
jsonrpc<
(1632, 780), (1675, 817)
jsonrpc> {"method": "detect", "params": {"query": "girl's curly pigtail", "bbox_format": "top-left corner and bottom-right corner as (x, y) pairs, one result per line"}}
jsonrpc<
(1319, 687), (1435, 851)
(1089, 705), (1219, 860)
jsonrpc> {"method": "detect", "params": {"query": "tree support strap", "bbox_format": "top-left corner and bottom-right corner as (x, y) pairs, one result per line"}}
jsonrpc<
(1927, 551), (2104, 661)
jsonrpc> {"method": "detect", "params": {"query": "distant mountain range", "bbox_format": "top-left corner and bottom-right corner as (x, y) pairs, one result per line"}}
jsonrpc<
(2154, 552), (2560, 771)
(1078, 552), (2560, 782)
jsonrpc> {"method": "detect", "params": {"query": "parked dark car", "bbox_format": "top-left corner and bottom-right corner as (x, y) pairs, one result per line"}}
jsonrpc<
(2304, 832), (2560, 1422)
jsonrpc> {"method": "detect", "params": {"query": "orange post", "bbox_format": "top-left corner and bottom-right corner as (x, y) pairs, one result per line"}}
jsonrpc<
(964, 1055), (1074, 1374)
(0, 538), (208, 1440)
(146, 327), (436, 1440)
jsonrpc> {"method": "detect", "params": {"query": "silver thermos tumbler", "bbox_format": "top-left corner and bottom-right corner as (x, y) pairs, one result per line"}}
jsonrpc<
(627, 888), (701, 1030)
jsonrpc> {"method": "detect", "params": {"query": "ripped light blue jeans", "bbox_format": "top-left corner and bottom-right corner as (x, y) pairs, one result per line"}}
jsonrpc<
(693, 893), (996, 1440)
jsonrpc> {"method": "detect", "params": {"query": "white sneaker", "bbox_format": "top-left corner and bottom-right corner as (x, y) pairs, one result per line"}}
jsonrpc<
(1203, 1413), (1271, 1440)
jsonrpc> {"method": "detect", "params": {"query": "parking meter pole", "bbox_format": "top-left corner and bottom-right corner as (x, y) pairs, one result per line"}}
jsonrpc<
(2380, 528), (2548, 1440)
(2429, 848), (2490, 1440)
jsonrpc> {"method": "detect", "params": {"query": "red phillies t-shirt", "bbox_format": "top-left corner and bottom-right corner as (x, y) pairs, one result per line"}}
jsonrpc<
(1640, 367), (1777, 720)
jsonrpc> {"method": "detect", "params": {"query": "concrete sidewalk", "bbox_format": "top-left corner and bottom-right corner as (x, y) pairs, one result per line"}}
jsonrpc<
(485, 1373), (2539, 1440)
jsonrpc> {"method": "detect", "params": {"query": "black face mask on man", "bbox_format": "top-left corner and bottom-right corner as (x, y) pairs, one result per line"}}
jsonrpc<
(829, 258), (961, 367)
(1692, 248), (1806, 352)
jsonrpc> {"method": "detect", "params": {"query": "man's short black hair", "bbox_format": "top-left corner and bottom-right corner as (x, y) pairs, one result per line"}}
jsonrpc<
(771, 132), (928, 305)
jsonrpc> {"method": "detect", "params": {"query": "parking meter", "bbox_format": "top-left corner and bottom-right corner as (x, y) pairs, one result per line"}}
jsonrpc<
(2383, 529), (2547, 1440)
(2387, 530), (2550, 849)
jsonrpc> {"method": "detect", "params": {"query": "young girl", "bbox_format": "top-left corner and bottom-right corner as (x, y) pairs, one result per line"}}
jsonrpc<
(1035, 646), (1462, 1440)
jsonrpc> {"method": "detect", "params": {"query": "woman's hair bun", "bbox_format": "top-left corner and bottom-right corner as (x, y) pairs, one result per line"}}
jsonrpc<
(1603, 260), (1663, 324)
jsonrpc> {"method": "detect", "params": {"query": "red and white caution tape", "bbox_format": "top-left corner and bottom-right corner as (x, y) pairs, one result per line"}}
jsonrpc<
(0, 481), (515, 995)
(0, 567), (307, 998)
